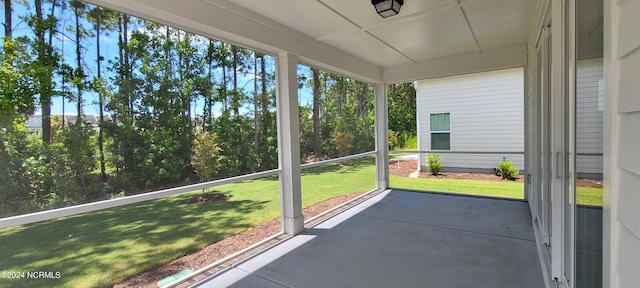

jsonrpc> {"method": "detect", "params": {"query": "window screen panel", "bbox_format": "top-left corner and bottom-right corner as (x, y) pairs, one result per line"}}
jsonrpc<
(431, 133), (450, 150)
(430, 113), (450, 132)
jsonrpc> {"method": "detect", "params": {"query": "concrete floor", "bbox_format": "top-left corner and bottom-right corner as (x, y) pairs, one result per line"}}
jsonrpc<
(194, 190), (544, 288)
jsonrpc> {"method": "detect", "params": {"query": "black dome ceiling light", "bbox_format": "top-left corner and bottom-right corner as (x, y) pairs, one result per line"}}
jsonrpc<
(372, 0), (404, 18)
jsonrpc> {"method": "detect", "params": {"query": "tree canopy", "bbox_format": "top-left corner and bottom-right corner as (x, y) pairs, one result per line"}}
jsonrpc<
(0, 0), (422, 218)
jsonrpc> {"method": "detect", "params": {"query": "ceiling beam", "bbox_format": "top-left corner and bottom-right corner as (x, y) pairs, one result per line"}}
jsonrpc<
(315, 0), (417, 64)
(383, 44), (528, 83)
(316, 0), (363, 30)
(364, 31), (417, 64)
(450, 0), (482, 53)
(316, 3), (452, 42)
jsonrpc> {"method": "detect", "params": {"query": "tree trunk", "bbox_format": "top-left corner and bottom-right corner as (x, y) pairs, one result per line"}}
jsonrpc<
(260, 54), (269, 142)
(35, 0), (51, 145)
(4, 0), (11, 39)
(177, 30), (184, 118)
(96, 7), (106, 182)
(357, 83), (367, 118)
(312, 68), (322, 157)
(118, 15), (123, 64)
(182, 32), (192, 124)
(74, 2), (83, 119)
(253, 52), (259, 154)
(122, 15), (133, 122)
(221, 44), (228, 112)
(232, 46), (239, 116)
(204, 39), (214, 128)
(117, 15), (124, 122)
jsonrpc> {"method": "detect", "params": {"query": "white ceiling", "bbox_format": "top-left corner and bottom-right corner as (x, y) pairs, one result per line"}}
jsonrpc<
(85, 0), (535, 82)
(226, 0), (534, 68)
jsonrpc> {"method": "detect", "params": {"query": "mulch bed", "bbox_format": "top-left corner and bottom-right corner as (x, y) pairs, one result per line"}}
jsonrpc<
(388, 159), (524, 181)
(389, 159), (602, 188)
(184, 193), (231, 204)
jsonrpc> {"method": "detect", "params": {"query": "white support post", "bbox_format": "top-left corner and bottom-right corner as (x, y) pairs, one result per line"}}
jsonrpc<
(276, 51), (304, 235)
(374, 83), (389, 190)
(414, 81), (426, 172)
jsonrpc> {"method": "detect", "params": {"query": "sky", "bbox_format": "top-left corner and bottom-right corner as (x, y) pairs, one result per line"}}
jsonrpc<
(2, 1), (314, 118)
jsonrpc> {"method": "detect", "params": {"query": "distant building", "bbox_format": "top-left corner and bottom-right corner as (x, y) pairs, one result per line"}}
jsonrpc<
(415, 65), (603, 179)
(415, 68), (525, 174)
(25, 114), (112, 134)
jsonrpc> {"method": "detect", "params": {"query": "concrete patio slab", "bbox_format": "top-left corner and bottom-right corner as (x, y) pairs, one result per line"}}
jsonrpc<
(194, 190), (544, 288)
(358, 191), (536, 241)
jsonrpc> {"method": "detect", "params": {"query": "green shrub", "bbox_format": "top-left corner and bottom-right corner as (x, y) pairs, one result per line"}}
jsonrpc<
(427, 153), (443, 175)
(333, 130), (353, 157)
(388, 130), (400, 149)
(192, 130), (223, 181)
(400, 132), (417, 149)
(496, 157), (519, 180)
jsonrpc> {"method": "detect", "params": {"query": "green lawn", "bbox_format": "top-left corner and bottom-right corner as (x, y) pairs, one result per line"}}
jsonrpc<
(577, 186), (604, 206)
(302, 157), (376, 205)
(391, 175), (603, 206)
(0, 179), (281, 288)
(0, 157), (375, 288)
(391, 175), (525, 199)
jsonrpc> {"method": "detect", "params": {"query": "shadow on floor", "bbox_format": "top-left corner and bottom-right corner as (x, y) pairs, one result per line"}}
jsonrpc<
(195, 190), (545, 288)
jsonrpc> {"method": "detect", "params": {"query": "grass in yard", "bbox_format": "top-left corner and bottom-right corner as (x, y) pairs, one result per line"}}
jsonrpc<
(301, 156), (376, 206)
(0, 157), (375, 288)
(390, 175), (525, 199)
(0, 179), (281, 288)
(391, 175), (604, 206)
(577, 186), (603, 207)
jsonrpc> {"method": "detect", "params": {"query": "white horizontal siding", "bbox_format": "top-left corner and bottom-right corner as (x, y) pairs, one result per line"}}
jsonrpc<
(618, 0), (640, 57)
(613, 0), (640, 287)
(619, 40), (640, 113)
(616, 123), (640, 283)
(619, 169), (640, 240)
(576, 155), (603, 175)
(618, 225), (640, 288)
(576, 58), (604, 157)
(619, 112), (640, 176)
(416, 68), (524, 171)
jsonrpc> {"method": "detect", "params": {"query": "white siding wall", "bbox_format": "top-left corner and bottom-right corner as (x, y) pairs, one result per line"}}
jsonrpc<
(577, 58), (604, 176)
(609, 0), (640, 287)
(416, 68), (525, 172)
